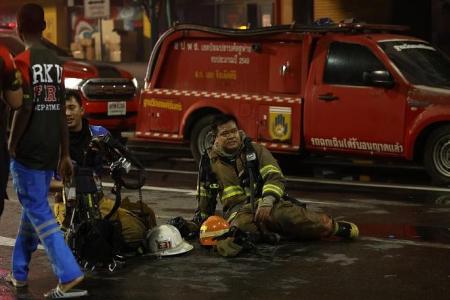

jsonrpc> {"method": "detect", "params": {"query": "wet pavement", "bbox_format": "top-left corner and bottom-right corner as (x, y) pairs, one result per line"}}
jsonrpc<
(1, 177), (450, 300)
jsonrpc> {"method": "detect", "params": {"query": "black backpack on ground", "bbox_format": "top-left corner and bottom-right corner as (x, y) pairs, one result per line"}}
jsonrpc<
(65, 166), (125, 271)
(69, 218), (124, 271)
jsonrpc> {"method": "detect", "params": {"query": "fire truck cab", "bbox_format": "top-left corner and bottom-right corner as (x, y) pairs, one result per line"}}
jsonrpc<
(136, 23), (450, 185)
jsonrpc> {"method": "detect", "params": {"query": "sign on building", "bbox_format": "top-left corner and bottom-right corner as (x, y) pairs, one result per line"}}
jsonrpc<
(84, 0), (110, 19)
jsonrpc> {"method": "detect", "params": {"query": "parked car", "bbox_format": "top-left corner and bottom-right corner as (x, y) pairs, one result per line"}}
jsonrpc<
(136, 23), (450, 185)
(0, 25), (139, 134)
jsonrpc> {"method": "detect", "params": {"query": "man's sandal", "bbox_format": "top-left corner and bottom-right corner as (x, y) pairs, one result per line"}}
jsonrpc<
(44, 275), (88, 299)
(3, 273), (27, 288)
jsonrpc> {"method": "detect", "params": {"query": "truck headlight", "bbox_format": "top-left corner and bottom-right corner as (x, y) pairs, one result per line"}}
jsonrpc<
(64, 78), (83, 90)
(132, 77), (139, 89)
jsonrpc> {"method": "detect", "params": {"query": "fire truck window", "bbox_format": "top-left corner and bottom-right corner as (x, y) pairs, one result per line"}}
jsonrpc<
(324, 42), (386, 86)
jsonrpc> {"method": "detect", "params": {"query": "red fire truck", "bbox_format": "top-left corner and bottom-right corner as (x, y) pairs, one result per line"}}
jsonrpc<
(136, 23), (450, 185)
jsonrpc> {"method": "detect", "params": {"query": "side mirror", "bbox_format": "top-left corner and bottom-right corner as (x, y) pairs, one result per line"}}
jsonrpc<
(363, 70), (395, 88)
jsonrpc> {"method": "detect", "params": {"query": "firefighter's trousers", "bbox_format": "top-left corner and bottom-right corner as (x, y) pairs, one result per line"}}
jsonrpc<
(217, 200), (333, 257)
(10, 160), (83, 283)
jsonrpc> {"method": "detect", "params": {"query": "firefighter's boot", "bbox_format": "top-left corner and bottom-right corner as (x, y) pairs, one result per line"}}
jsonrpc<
(333, 221), (359, 239)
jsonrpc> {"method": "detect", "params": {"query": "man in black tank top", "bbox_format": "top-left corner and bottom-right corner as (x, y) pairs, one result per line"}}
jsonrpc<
(6, 3), (86, 298)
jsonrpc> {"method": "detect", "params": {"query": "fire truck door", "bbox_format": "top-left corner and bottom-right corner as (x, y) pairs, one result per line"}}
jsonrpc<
(149, 106), (180, 133)
(307, 40), (406, 155)
(269, 43), (302, 94)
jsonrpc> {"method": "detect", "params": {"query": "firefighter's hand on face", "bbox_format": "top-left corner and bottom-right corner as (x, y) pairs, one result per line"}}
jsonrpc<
(254, 195), (276, 223)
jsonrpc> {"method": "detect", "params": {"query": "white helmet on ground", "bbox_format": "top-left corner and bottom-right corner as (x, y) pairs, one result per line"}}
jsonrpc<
(146, 224), (193, 256)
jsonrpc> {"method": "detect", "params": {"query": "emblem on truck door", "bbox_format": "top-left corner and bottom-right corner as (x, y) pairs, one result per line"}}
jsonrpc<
(269, 106), (292, 141)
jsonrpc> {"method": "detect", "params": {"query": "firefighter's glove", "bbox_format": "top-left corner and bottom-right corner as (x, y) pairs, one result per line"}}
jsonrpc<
(168, 216), (199, 240)
(255, 195), (275, 223)
(218, 226), (257, 250)
(212, 226), (237, 242)
(216, 228), (280, 246)
(192, 211), (208, 226)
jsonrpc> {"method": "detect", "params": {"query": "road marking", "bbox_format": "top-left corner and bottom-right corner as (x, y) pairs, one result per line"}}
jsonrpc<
(138, 167), (450, 192)
(0, 236), (17, 247)
(360, 236), (450, 250)
(2, 235), (447, 251)
(286, 177), (450, 192)
(102, 183), (422, 209)
(143, 167), (197, 175)
(102, 182), (197, 194)
(106, 182), (425, 211)
(0, 236), (43, 249)
(347, 198), (422, 207)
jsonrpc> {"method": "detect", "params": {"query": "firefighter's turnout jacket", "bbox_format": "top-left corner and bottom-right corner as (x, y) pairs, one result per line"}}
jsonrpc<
(197, 141), (285, 221)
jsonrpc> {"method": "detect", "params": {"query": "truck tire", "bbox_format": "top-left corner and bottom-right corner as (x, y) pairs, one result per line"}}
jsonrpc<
(190, 114), (219, 162)
(424, 125), (450, 185)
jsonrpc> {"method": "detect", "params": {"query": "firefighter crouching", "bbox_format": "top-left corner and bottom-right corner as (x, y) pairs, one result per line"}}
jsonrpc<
(193, 114), (358, 257)
(52, 95), (156, 251)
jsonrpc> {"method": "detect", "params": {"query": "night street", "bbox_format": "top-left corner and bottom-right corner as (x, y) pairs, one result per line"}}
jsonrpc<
(1, 0), (450, 299)
(1, 150), (450, 299)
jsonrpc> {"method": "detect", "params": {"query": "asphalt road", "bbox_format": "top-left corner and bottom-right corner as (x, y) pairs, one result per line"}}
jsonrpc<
(1, 174), (450, 299)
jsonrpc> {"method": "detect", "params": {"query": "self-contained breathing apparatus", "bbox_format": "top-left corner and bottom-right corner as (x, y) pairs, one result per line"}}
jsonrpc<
(242, 137), (261, 214)
(63, 133), (146, 272)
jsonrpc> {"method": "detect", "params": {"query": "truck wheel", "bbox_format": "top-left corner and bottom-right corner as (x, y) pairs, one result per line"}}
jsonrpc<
(190, 114), (219, 162)
(424, 125), (450, 185)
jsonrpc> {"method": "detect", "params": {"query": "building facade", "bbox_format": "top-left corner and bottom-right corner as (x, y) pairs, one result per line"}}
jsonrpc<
(0, 0), (447, 61)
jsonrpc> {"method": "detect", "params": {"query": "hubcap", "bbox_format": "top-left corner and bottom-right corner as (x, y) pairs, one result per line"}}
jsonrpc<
(433, 136), (450, 177)
(197, 127), (214, 155)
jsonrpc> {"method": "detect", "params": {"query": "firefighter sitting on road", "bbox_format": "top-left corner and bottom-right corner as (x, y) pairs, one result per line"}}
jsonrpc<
(193, 114), (359, 257)
(52, 95), (156, 248)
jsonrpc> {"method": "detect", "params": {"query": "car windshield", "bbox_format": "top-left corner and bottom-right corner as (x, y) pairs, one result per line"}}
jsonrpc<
(379, 40), (450, 88)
